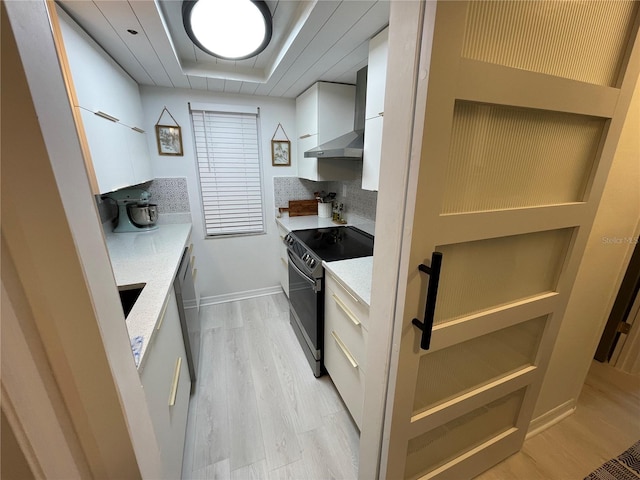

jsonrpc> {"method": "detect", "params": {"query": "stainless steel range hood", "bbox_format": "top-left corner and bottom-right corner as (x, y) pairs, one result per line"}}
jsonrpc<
(304, 67), (367, 160)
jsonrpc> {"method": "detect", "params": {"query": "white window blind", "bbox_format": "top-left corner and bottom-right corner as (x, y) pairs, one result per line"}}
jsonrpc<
(190, 106), (265, 237)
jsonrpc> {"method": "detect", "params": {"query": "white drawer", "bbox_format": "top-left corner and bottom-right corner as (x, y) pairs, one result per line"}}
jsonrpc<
(325, 272), (370, 330)
(324, 328), (365, 429)
(325, 283), (368, 372)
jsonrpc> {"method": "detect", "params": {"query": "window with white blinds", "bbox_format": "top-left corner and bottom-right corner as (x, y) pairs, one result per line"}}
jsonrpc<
(190, 104), (265, 237)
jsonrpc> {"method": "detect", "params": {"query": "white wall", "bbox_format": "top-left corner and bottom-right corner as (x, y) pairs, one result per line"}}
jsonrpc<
(532, 77), (640, 424)
(140, 86), (297, 301)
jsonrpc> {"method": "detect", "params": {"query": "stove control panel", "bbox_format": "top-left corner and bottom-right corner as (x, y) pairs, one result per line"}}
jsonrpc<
(283, 233), (295, 246)
(302, 253), (317, 268)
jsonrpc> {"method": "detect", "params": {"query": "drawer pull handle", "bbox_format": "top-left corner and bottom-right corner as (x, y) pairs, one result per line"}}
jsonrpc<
(188, 243), (194, 256)
(168, 357), (182, 406)
(94, 110), (119, 122)
(299, 133), (312, 139)
(331, 331), (358, 368)
(192, 268), (198, 282)
(333, 294), (360, 326)
(156, 293), (170, 331)
(330, 274), (359, 303)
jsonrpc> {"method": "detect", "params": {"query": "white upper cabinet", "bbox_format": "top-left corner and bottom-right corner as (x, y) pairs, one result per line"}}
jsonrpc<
(60, 13), (143, 129)
(297, 82), (355, 143)
(296, 82), (361, 181)
(362, 115), (384, 192)
(362, 27), (389, 191)
(365, 27), (389, 120)
(78, 107), (135, 193)
(56, 6), (152, 194)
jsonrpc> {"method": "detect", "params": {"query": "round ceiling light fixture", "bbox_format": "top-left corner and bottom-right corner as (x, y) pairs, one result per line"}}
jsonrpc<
(182, 0), (272, 60)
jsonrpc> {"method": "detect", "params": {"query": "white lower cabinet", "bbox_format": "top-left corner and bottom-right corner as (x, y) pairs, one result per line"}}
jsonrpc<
(277, 223), (289, 297)
(140, 289), (191, 479)
(324, 272), (369, 429)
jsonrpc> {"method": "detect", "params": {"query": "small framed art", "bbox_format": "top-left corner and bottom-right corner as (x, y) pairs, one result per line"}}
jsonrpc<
(271, 139), (291, 166)
(156, 124), (183, 156)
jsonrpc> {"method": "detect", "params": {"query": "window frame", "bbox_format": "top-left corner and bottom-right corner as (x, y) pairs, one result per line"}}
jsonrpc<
(189, 102), (267, 239)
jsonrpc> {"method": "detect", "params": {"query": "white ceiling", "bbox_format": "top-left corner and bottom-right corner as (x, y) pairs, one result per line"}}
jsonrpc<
(57, 0), (390, 98)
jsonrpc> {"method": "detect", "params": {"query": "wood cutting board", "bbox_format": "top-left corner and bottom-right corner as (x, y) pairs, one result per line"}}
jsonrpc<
(288, 199), (319, 217)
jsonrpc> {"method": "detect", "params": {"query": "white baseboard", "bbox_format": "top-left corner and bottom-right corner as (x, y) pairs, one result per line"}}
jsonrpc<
(526, 399), (577, 439)
(199, 286), (284, 306)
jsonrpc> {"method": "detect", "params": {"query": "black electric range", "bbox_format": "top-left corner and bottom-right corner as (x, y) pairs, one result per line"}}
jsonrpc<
(284, 226), (374, 377)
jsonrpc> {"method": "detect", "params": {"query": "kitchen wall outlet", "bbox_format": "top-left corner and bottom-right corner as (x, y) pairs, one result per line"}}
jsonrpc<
(342, 184), (347, 197)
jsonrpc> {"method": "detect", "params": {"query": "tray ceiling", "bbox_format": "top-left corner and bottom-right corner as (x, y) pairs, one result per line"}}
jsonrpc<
(57, 0), (390, 98)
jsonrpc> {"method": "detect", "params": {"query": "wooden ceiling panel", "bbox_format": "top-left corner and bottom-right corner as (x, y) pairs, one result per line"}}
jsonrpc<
(206, 77), (225, 92)
(223, 80), (244, 94)
(266, 1), (378, 97)
(94, 1), (173, 87)
(281, 2), (389, 97)
(187, 75), (207, 90)
(58, 1), (155, 85)
(129, 1), (190, 88)
(156, 0), (197, 64)
(252, 1), (342, 97)
(331, 58), (369, 85)
(58, 0), (390, 97)
(239, 82), (261, 97)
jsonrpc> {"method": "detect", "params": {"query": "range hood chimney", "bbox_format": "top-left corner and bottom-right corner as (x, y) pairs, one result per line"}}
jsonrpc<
(304, 67), (367, 160)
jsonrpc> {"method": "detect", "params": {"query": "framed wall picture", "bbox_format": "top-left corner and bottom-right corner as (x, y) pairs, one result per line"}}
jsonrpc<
(271, 139), (291, 166)
(155, 124), (183, 156)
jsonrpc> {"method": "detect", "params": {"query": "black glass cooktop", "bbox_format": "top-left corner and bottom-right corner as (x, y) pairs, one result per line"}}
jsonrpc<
(291, 226), (374, 262)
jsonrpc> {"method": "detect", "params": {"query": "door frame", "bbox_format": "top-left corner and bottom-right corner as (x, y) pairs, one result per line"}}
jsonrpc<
(358, 2), (432, 478)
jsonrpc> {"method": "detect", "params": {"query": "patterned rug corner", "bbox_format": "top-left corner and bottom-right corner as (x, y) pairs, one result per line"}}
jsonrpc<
(585, 440), (640, 480)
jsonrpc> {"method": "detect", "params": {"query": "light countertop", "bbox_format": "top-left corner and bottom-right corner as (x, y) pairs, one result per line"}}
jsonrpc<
(276, 212), (375, 236)
(323, 256), (373, 306)
(104, 223), (192, 368)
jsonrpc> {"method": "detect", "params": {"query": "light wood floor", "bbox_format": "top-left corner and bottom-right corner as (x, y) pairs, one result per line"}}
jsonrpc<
(182, 293), (640, 479)
(477, 360), (640, 479)
(181, 293), (359, 479)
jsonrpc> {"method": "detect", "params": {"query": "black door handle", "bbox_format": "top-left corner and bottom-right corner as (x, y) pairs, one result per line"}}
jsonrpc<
(412, 252), (443, 350)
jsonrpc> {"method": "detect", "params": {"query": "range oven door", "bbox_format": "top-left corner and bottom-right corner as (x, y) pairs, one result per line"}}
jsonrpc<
(287, 250), (323, 376)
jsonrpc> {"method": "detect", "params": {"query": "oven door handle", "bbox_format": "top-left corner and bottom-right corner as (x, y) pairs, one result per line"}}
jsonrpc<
(287, 251), (321, 292)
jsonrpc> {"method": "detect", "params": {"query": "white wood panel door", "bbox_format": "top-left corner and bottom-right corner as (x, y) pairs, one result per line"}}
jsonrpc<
(377, 2), (640, 479)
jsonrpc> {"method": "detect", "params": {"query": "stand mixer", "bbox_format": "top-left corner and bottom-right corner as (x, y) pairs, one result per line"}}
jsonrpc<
(105, 188), (159, 232)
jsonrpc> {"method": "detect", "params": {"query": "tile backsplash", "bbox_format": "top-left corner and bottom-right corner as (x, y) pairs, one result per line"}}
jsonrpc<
(328, 176), (377, 221)
(146, 177), (191, 213)
(274, 177), (329, 207)
(274, 175), (377, 221)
